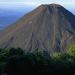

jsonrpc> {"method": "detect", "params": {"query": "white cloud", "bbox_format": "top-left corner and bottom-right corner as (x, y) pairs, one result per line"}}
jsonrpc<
(0, 0), (75, 6)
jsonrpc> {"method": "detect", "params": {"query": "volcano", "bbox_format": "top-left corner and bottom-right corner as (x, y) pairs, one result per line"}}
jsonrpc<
(0, 4), (75, 54)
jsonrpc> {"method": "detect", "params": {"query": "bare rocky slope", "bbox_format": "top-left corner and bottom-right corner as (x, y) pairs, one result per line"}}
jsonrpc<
(0, 4), (75, 54)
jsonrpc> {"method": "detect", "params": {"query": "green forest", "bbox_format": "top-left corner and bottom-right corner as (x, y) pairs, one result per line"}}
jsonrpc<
(0, 45), (75, 75)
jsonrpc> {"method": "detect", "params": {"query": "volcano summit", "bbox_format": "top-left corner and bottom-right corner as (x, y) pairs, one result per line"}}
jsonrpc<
(0, 4), (75, 54)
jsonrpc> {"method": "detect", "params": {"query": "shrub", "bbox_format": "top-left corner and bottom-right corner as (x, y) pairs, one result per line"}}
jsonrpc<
(51, 52), (62, 61)
(67, 44), (75, 57)
(0, 46), (75, 75)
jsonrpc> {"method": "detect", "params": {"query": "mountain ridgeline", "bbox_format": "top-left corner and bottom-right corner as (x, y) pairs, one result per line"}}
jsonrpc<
(0, 4), (75, 54)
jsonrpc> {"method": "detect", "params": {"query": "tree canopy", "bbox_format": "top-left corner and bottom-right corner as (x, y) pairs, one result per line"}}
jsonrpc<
(0, 44), (75, 75)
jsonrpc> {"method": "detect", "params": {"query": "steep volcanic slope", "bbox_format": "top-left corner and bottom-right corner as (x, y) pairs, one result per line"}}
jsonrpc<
(0, 4), (75, 54)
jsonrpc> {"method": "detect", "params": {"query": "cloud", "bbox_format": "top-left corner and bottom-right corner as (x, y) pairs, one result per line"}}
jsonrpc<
(0, 0), (75, 6)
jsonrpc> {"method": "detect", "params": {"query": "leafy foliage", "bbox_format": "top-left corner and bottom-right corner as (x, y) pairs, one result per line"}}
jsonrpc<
(51, 52), (62, 61)
(67, 44), (75, 57)
(0, 45), (75, 75)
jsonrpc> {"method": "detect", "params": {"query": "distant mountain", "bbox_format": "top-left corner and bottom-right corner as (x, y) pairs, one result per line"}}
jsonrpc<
(0, 4), (75, 54)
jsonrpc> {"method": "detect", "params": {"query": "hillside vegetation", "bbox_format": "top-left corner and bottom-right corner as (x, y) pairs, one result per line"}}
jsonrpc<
(0, 45), (75, 75)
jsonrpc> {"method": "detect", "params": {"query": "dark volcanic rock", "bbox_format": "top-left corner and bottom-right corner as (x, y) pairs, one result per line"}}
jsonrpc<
(0, 4), (75, 54)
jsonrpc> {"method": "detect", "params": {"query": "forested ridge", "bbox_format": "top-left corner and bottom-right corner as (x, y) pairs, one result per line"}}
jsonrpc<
(0, 45), (75, 75)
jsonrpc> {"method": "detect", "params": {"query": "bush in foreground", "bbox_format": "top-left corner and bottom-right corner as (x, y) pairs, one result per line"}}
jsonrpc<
(0, 45), (75, 75)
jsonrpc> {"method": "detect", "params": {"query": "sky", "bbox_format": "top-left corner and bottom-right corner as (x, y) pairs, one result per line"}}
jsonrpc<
(0, 0), (74, 6)
(0, 0), (74, 10)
